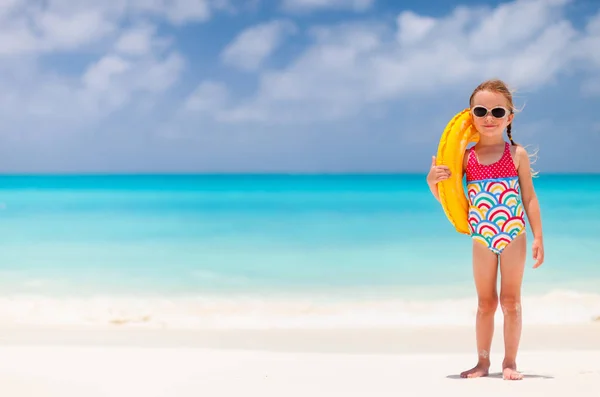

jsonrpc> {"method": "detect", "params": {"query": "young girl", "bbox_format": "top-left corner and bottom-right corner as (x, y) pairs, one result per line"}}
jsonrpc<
(426, 79), (545, 380)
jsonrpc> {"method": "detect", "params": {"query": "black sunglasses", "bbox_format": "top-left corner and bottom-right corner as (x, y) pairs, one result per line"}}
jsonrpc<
(471, 105), (510, 119)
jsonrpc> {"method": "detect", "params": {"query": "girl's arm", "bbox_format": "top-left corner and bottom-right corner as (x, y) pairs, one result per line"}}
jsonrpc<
(516, 146), (544, 267)
(427, 179), (441, 202)
(427, 151), (468, 202)
(426, 156), (451, 202)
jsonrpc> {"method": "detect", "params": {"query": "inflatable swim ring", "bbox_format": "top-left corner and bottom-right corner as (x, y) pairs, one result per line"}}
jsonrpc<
(436, 108), (480, 235)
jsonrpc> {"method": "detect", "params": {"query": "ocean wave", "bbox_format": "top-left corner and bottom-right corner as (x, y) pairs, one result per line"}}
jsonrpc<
(0, 289), (599, 329)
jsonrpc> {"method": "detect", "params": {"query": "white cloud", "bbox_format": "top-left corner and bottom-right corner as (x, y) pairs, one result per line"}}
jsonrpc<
(83, 56), (132, 92)
(576, 12), (600, 95)
(134, 53), (185, 93)
(0, 1), (191, 138)
(0, 0), (224, 56)
(281, 0), (374, 13)
(104, 0), (215, 25)
(160, 0), (212, 24)
(184, 81), (230, 113)
(76, 49), (185, 116)
(115, 24), (158, 56)
(35, 9), (116, 50)
(0, 48), (186, 131)
(396, 11), (436, 45)
(0, 0), (230, 137)
(209, 0), (599, 124)
(220, 20), (297, 71)
(0, 7), (115, 55)
(217, 24), (382, 123)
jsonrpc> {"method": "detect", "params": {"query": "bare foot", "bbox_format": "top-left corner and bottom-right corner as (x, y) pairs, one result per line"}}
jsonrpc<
(502, 362), (524, 380)
(460, 363), (490, 378)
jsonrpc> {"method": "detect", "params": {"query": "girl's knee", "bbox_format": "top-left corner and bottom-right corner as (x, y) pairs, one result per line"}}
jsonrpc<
(477, 296), (498, 314)
(500, 295), (522, 315)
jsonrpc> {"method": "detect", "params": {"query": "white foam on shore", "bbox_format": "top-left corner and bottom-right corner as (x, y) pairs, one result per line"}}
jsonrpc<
(0, 289), (598, 329)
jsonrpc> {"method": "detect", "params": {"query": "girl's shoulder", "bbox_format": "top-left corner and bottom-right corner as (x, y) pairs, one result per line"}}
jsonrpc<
(462, 147), (473, 172)
(512, 144), (529, 171)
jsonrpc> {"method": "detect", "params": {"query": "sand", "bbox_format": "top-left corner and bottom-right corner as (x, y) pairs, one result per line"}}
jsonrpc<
(1, 323), (599, 396)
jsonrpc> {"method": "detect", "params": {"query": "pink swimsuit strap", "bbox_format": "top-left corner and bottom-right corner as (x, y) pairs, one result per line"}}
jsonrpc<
(466, 142), (518, 182)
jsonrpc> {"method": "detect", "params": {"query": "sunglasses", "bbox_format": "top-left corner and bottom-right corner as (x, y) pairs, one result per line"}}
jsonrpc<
(471, 105), (510, 119)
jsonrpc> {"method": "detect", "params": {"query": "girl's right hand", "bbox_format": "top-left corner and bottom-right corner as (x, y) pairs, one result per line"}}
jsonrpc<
(427, 156), (451, 184)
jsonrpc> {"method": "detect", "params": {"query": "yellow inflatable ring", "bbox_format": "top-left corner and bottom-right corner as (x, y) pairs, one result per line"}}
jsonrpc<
(436, 108), (479, 235)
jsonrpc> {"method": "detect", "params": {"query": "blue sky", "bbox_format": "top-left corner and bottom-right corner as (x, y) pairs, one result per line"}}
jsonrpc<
(0, 0), (598, 173)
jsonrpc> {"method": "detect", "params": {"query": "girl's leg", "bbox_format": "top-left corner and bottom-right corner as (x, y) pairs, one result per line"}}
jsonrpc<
(460, 240), (499, 378)
(499, 233), (527, 380)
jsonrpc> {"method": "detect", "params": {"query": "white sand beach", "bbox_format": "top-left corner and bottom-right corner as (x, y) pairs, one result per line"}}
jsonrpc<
(1, 323), (599, 396)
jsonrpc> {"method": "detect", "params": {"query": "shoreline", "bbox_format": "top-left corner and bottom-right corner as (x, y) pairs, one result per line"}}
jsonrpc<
(1, 288), (599, 329)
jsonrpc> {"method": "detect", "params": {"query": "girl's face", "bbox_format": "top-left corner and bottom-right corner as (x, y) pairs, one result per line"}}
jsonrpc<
(470, 90), (513, 138)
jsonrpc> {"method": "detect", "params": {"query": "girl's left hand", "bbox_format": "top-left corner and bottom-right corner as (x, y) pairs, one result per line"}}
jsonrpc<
(532, 237), (544, 268)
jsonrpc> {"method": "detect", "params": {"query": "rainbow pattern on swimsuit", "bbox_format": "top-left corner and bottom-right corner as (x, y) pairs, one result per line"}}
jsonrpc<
(465, 142), (526, 254)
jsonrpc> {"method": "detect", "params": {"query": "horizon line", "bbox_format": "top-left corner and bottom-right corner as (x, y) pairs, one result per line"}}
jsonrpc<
(0, 171), (598, 176)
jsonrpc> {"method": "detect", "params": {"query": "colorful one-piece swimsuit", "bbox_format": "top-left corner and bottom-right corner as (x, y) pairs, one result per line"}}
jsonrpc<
(465, 142), (526, 254)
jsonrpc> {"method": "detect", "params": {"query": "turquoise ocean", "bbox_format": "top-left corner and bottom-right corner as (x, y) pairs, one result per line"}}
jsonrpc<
(0, 174), (598, 328)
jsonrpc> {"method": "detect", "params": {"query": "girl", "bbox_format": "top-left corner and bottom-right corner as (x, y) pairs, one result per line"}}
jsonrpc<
(426, 79), (545, 380)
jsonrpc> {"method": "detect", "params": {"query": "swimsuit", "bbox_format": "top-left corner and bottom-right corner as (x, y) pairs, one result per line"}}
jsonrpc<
(465, 142), (526, 254)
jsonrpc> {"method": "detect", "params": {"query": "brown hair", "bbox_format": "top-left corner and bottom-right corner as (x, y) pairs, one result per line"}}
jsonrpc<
(469, 79), (539, 176)
(469, 79), (516, 145)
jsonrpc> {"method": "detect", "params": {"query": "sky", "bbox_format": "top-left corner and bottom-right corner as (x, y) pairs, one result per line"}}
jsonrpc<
(0, 0), (599, 173)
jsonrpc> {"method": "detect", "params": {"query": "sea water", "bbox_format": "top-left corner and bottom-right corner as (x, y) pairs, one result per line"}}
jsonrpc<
(0, 174), (598, 328)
